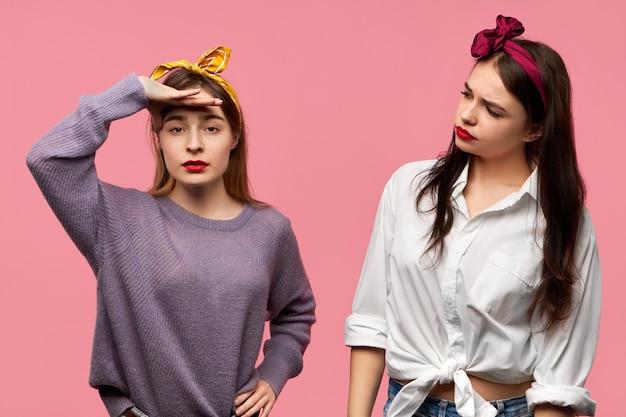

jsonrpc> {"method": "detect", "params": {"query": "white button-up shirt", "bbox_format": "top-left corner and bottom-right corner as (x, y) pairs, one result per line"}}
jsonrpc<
(345, 160), (601, 417)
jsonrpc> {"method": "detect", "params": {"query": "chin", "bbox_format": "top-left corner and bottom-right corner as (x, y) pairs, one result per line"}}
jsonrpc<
(454, 136), (470, 149)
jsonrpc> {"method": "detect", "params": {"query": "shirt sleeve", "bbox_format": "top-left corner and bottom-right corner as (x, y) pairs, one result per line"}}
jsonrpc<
(526, 210), (602, 416)
(345, 170), (398, 349)
(26, 75), (148, 272)
(257, 218), (316, 396)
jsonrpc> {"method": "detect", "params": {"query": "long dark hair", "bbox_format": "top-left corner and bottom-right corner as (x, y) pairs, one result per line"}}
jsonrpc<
(148, 69), (266, 207)
(416, 40), (586, 330)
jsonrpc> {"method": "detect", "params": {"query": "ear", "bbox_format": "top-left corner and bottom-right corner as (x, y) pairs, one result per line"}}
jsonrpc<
(525, 124), (543, 143)
(155, 134), (162, 150)
(231, 134), (240, 150)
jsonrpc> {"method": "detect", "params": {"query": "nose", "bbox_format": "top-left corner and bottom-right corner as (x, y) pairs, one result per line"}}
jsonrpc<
(186, 129), (204, 153)
(459, 100), (478, 126)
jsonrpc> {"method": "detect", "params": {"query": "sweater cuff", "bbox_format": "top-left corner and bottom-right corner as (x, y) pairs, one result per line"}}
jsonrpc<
(89, 74), (148, 123)
(98, 386), (135, 417)
(526, 382), (596, 416)
(257, 344), (304, 397)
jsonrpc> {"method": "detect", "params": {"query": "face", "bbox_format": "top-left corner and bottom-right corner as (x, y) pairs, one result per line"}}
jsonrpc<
(158, 92), (238, 196)
(454, 60), (540, 162)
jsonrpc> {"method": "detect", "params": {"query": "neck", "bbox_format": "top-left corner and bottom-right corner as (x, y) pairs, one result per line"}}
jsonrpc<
(468, 153), (532, 187)
(462, 154), (533, 219)
(168, 181), (244, 220)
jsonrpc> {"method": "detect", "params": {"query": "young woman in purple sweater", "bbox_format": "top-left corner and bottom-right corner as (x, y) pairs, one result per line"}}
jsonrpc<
(27, 47), (316, 417)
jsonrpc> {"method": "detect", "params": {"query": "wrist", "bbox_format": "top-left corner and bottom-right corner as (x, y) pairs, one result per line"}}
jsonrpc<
(533, 404), (575, 417)
(121, 406), (149, 417)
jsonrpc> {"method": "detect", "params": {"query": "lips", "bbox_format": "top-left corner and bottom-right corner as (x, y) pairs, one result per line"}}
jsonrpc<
(455, 126), (477, 141)
(183, 160), (208, 172)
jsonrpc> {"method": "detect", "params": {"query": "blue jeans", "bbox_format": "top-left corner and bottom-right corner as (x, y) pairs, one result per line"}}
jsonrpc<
(384, 379), (533, 417)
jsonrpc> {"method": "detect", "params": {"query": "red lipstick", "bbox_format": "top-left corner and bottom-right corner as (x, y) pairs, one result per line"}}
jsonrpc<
(455, 126), (477, 141)
(183, 160), (208, 172)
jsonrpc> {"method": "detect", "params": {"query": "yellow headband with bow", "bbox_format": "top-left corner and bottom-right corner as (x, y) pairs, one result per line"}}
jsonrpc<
(149, 46), (241, 115)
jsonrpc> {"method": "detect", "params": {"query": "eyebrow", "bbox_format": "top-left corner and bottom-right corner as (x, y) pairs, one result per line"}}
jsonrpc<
(162, 112), (226, 124)
(464, 82), (509, 115)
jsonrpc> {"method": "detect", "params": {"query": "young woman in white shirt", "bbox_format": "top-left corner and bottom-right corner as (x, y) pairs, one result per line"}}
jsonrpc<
(345, 16), (601, 417)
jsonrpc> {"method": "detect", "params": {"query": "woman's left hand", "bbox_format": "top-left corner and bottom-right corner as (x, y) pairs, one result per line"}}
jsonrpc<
(233, 379), (276, 417)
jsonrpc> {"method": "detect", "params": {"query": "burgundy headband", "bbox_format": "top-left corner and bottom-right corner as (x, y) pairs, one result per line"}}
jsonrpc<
(471, 15), (547, 108)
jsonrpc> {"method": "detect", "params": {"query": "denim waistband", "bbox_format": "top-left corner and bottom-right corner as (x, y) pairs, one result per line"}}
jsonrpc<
(420, 392), (527, 407)
(387, 378), (529, 416)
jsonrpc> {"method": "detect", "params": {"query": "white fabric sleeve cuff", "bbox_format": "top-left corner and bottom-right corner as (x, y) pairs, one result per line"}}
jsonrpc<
(526, 382), (596, 416)
(345, 313), (387, 348)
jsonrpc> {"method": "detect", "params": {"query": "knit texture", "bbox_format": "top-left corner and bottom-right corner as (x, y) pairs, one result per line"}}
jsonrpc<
(26, 75), (316, 417)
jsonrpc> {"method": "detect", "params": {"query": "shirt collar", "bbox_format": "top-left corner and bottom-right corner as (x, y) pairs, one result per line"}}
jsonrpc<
(451, 160), (539, 202)
(520, 165), (539, 202)
(451, 162), (470, 200)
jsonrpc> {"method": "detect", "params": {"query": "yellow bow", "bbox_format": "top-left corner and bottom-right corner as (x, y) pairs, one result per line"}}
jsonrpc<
(149, 46), (241, 115)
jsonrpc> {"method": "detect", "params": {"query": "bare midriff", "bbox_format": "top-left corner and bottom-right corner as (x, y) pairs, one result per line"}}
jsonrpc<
(397, 375), (533, 401)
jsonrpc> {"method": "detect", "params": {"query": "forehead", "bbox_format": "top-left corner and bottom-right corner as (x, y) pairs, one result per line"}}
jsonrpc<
(466, 61), (509, 98)
(467, 61), (527, 114)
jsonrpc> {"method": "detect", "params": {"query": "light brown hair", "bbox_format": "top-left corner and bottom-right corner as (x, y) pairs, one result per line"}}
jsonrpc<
(148, 69), (265, 207)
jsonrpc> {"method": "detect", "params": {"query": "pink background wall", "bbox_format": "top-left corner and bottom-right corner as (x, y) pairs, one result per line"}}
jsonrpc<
(1, 1), (623, 415)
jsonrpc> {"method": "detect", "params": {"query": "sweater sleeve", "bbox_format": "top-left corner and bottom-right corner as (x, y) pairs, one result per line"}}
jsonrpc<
(526, 210), (602, 416)
(256, 219), (316, 396)
(26, 75), (148, 271)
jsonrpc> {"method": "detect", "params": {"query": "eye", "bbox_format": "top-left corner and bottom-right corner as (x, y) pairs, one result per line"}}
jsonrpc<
(168, 127), (184, 133)
(460, 90), (471, 98)
(486, 107), (502, 118)
(205, 126), (220, 133)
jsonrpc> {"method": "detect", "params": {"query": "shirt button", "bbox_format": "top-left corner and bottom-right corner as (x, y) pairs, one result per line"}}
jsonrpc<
(446, 297), (454, 305)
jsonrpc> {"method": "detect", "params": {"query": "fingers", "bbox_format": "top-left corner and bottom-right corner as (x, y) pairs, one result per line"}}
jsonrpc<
(175, 95), (223, 107)
(139, 75), (225, 131)
(138, 75), (223, 108)
(233, 380), (276, 417)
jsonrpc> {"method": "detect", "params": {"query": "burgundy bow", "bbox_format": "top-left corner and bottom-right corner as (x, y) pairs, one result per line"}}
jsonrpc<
(471, 15), (525, 58)
(469, 15), (547, 107)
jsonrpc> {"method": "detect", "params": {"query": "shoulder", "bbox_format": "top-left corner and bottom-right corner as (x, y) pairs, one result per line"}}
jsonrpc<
(385, 159), (438, 194)
(101, 183), (161, 217)
(248, 206), (294, 236)
(576, 207), (599, 251)
(579, 208), (597, 237)
(247, 206), (303, 256)
(393, 159), (437, 177)
(102, 183), (155, 202)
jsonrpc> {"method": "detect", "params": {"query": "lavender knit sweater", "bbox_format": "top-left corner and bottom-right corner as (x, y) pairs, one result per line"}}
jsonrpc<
(26, 75), (316, 417)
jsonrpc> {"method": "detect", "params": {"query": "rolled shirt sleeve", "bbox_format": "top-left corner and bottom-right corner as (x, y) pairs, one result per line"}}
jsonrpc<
(345, 174), (398, 348)
(526, 210), (601, 415)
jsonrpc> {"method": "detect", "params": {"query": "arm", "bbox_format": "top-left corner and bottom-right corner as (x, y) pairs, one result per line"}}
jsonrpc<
(345, 174), (399, 417)
(26, 75), (148, 269)
(534, 404), (575, 417)
(238, 218), (315, 417)
(348, 347), (386, 417)
(526, 211), (602, 416)
(26, 76), (222, 270)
